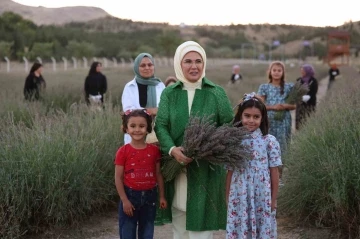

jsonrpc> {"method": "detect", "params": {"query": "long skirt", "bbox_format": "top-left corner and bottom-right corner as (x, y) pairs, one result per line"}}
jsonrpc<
(296, 103), (315, 130)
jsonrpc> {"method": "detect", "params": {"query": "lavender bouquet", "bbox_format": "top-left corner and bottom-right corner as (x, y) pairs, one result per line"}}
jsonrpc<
(274, 81), (309, 121)
(161, 115), (251, 182)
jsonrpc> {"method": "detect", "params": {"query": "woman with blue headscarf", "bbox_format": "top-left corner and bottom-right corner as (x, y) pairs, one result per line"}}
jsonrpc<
(121, 53), (165, 144)
(295, 64), (318, 130)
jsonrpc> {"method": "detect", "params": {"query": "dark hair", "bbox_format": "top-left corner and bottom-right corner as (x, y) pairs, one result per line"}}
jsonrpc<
(121, 109), (152, 133)
(29, 62), (42, 74)
(88, 62), (101, 75)
(233, 97), (269, 135)
(165, 76), (177, 86)
(268, 61), (285, 95)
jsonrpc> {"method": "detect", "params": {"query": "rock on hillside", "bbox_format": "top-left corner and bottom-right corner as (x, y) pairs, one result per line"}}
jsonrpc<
(0, 0), (110, 25)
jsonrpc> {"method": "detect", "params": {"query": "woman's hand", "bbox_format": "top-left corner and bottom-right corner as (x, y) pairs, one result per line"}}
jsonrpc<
(122, 199), (135, 217)
(159, 197), (167, 209)
(171, 147), (193, 165)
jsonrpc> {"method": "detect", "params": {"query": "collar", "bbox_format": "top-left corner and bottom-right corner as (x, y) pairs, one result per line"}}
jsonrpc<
(128, 78), (137, 86)
(251, 128), (263, 138)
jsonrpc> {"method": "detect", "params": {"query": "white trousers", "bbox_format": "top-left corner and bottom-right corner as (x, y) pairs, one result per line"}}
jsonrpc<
(172, 207), (213, 239)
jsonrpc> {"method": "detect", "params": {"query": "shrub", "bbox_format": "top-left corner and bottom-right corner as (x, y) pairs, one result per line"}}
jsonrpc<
(279, 67), (360, 238)
(0, 105), (122, 238)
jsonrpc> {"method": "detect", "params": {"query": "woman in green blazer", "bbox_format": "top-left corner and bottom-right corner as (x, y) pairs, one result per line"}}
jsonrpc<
(155, 41), (234, 239)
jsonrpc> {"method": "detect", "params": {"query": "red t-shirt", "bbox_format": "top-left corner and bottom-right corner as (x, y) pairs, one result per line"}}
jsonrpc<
(114, 144), (161, 190)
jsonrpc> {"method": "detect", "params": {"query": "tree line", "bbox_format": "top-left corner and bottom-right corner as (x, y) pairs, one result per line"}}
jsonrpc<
(1, 11), (360, 62)
(0, 12), (183, 61)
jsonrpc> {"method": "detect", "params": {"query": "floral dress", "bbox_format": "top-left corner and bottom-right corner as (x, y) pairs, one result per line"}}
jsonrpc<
(257, 83), (293, 153)
(226, 129), (282, 239)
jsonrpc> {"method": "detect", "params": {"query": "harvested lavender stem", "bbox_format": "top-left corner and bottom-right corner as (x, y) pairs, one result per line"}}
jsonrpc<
(161, 115), (251, 182)
(274, 81), (309, 121)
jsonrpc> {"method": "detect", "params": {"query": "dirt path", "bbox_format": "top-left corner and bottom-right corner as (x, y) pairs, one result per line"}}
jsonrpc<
(35, 76), (333, 239)
(35, 209), (333, 239)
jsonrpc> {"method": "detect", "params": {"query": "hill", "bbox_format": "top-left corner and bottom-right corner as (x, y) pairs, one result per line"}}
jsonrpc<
(76, 17), (360, 59)
(0, 0), (110, 25)
(1, 8), (360, 61)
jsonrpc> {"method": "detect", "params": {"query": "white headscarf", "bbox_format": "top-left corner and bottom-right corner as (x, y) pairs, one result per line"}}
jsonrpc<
(174, 41), (207, 84)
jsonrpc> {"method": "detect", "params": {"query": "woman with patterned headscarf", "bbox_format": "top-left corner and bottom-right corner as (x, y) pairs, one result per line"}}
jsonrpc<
(155, 41), (233, 239)
(295, 64), (318, 130)
(121, 53), (165, 145)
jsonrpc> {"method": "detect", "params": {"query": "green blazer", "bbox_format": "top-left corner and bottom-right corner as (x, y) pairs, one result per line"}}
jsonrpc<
(154, 77), (234, 231)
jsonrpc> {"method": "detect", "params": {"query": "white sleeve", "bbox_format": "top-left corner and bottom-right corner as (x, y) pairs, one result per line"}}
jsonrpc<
(156, 82), (166, 107)
(124, 133), (131, 145)
(169, 146), (176, 156)
(121, 83), (140, 111)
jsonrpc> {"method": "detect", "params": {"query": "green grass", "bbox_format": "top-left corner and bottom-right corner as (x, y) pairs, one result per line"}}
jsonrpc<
(279, 67), (360, 238)
(0, 61), (329, 238)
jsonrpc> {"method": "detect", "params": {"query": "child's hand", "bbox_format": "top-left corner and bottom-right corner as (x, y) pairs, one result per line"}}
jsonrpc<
(271, 200), (277, 212)
(123, 199), (135, 217)
(159, 197), (167, 209)
(272, 104), (285, 111)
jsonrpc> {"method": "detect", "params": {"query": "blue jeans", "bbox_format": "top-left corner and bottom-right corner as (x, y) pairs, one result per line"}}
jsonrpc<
(119, 186), (157, 239)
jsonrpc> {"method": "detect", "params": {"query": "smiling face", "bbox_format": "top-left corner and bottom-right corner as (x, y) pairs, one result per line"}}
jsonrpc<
(138, 57), (154, 79)
(270, 64), (284, 81)
(181, 51), (204, 83)
(241, 107), (262, 132)
(125, 116), (148, 143)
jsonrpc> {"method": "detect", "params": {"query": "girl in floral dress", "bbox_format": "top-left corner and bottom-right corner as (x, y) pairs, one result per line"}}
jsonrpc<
(257, 61), (295, 153)
(226, 93), (282, 239)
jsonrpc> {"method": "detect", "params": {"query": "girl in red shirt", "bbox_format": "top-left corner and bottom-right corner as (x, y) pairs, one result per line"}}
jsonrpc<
(114, 109), (167, 239)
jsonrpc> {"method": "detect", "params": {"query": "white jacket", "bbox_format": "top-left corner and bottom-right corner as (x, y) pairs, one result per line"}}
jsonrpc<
(121, 78), (165, 144)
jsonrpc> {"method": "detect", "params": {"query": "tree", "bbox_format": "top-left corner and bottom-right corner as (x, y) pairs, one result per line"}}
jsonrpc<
(156, 31), (182, 57)
(213, 47), (233, 58)
(66, 40), (96, 58)
(0, 12), (36, 59)
(0, 41), (13, 58)
(28, 42), (54, 60)
(135, 45), (155, 57)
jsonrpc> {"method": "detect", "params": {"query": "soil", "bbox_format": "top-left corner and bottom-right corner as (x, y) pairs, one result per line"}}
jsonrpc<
(33, 209), (339, 239)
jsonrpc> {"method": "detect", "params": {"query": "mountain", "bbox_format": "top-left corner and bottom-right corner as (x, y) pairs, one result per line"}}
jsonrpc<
(1, 1), (360, 61)
(0, 0), (110, 25)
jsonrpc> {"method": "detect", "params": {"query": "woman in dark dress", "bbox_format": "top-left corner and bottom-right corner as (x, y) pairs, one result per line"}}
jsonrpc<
(24, 62), (46, 101)
(328, 63), (340, 90)
(295, 64), (318, 130)
(84, 61), (107, 105)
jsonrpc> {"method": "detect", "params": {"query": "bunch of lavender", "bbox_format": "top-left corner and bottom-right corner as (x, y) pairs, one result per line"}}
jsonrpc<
(274, 81), (309, 121)
(161, 115), (251, 182)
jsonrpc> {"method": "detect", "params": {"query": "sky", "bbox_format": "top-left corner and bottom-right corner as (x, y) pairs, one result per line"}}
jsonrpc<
(12, 0), (359, 27)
